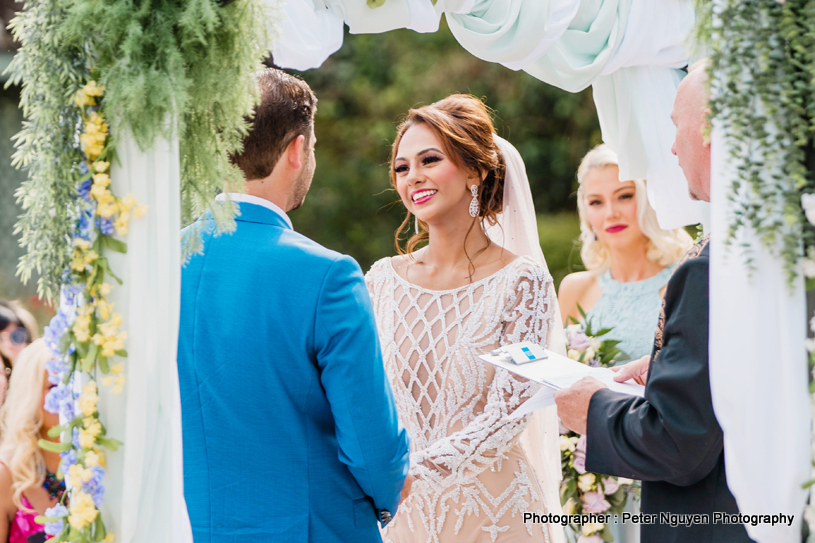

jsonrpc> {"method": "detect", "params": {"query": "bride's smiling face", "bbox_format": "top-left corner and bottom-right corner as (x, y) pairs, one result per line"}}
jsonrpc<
(393, 123), (477, 226)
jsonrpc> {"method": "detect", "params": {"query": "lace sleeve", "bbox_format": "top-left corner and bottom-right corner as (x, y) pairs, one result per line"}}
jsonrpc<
(409, 262), (554, 490)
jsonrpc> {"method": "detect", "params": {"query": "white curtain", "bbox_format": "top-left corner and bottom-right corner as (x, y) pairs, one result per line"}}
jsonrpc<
(709, 126), (811, 543)
(98, 130), (193, 543)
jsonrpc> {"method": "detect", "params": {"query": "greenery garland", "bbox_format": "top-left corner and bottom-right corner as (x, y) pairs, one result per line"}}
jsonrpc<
(6, 0), (273, 539)
(8, 0), (273, 301)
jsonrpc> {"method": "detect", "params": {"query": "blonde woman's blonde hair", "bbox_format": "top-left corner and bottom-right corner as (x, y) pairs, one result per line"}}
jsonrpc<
(576, 144), (693, 272)
(0, 339), (51, 509)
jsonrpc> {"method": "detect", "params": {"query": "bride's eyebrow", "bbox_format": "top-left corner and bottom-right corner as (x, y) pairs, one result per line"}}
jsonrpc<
(394, 147), (444, 162)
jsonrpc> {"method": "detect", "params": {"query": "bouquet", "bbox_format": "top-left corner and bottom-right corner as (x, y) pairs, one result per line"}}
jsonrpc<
(560, 307), (638, 542)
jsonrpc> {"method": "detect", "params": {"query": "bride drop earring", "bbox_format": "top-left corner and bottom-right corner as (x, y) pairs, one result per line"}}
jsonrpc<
(469, 185), (479, 218)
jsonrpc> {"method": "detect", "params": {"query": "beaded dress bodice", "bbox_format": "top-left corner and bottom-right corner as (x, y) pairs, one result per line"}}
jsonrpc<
(366, 255), (560, 543)
(585, 265), (675, 360)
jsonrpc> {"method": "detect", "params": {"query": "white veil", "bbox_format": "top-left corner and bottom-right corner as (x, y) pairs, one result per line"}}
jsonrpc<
(486, 135), (566, 534)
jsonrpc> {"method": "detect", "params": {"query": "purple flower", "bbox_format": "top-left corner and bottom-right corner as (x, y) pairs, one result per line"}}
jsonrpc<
(602, 477), (620, 495)
(43, 311), (70, 358)
(587, 358), (601, 368)
(77, 179), (92, 202)
(45, 357), (69, 384)
(83, 465), (106, 506)
(582, 491), (611, 513)
(44, 503), (68, 536)
(44, 382), (70, 414)
(72, 427), (81, 449)
(568, 332), (591, 351)
(60, 449), (77, 473)
(97, 216), (115, 236)
(573, 435), (587, 474)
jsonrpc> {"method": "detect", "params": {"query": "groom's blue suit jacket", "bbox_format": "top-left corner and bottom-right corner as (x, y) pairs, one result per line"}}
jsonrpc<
(178, 202), (410, 543)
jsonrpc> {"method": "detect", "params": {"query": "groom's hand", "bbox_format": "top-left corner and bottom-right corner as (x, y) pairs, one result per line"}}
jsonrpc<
(611, 355), (650, 386)
(554, 377), (607, 435)
(399, 474), (414, 505)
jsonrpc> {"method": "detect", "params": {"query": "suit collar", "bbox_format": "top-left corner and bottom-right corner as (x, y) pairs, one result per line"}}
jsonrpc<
(216, 193), (293, 230)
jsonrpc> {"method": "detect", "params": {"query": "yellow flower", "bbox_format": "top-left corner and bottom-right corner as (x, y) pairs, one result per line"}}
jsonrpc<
(67, 491), (98, 530)
(83, 250), (99, 264)
(563, 498), (576, 515)
(103, 533), (115, 543)
(577, 473), (596, 493)
(112, 374), (126, 395)
(83, 381), (97, 395)
(74, 89), (94, 108)
(567, 349), (581, 361)
(66, 464), (92, 489)
(73, 314), (91, 343)
(78, 392), (98, 417)
(78, 430), (96, 449)
(92, 173), (111, 187)
(119, 193), (137, 212)
(111, 363), (125, 375)
(83, 80), (105, 97)
(99, 283), (113, 296)
(115, 212), (130, 236)
(559, 435), (579, 452)
(71, 253), (87, 272)
(74, 238), (90, 250)
(101, 332), (126, 358)
(97, 201), (118, 218)
(581, 523), (605, 536)
(102, 376), (113, 387)
(84, 450), (100, 468)
(83, 417), (102, 437)
(94, 161), (110, 173)
(96, 300), (112, 321)
(133, 204), (149, 218)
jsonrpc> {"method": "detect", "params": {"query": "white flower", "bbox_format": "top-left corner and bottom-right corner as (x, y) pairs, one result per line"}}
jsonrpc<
(803, 259), (815, 278)
(583, 347), (596, 362)
(589, 337), (602, 352)
(566, 324), (582, 335)
(801, 194), (815, 225)
(809, 315), (815, 334)
(805, 338), (815, 353)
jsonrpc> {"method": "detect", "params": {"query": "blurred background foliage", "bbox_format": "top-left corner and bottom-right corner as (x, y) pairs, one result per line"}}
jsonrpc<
(284, 21), (600, 286)
(1, 18), (601, 328)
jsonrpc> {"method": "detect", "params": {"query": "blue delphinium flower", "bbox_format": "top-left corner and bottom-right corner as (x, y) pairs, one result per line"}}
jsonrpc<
(84, 465), (106, 506)
(45, 357), (69, 384)
(44, 503), (68, 536)
(44, 382), (70, 414)
(60, 449), (77, 473)
(77, 179), (92, 202)
(43, 311), (70, 358)
(97, 216), (115, 236)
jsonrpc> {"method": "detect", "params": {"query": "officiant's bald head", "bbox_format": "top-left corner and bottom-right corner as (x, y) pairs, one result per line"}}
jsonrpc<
(671, 60), (711, 202)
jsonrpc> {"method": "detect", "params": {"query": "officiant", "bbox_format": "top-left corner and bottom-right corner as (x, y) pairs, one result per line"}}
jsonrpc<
(554, 62), (753, 543)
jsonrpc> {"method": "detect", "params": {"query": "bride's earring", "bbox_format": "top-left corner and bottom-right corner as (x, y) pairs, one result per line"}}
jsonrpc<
(469, 184), (479, 218)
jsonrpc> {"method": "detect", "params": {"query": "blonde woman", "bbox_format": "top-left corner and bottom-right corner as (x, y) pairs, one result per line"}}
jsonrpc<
(0, 340), (65, 543)
(558, 144), (694, 362)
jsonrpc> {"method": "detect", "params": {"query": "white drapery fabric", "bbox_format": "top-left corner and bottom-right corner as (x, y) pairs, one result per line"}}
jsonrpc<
(272, 0), (704, 228)
(100, 130), (193, 543)
(709, 127), (811, 543)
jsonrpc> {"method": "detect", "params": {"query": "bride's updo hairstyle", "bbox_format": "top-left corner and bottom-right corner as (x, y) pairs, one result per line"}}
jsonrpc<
(390, 94), (506, 255)
(576, 144), (693, 272)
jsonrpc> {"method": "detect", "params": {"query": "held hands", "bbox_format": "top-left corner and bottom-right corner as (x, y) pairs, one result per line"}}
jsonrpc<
(400, 474), (414, 505)
(554, 377), (607, 435)
(611, 355), (650, 386)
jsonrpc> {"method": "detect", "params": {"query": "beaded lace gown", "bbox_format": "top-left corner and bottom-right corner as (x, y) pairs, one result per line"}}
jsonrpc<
(366, 255), (561, 543)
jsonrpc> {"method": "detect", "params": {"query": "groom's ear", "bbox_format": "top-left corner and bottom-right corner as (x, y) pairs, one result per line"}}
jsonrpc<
(286, 134), (307, 170)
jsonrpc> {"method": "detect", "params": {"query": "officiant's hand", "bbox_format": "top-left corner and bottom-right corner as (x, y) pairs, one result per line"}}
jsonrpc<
(400, 474), (414, 505)
(554, 377), (607, 435)
(611, 355), (650, 386)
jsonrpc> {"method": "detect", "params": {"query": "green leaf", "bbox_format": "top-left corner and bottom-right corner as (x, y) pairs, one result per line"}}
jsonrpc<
(93, 513), (106, 542)
(577, 303), (587, 320)
(82, 341), (99, 372)
(115, 349), (128, 358)
(47, 424), (66, 438)
(38, 439), (71, 453)
(96, 436), (123, 451)
(102, 235), (127, 253)
(802, 478), (815, 489)
(97, 258), (122, 284)
(594, 327), (613, 337)
(98, 355), (110, 374)
(567, 315), (580, 325)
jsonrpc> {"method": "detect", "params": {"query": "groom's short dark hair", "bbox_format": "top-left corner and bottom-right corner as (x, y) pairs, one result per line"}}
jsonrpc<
(231, 68), (317, 181)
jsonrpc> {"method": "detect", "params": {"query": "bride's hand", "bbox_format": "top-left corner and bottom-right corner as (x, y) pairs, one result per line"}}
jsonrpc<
(611, 355), (650, 386)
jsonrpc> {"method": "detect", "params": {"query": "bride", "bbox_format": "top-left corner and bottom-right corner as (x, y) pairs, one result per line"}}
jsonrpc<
(365, 95), (564, 543)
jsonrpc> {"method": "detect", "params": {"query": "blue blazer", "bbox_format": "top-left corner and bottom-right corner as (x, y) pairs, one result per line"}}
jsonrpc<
(178, 202), (410, 543)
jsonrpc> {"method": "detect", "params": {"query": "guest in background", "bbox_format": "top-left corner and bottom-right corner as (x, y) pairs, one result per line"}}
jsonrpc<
(0, 301), (38, 366)
(558, 144), (693, 362)
(0, 339), (65, 543)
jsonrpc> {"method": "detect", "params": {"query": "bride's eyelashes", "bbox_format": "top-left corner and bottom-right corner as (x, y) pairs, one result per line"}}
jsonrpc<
(393, 155), (443, 176)
(394, 164), (409, 174)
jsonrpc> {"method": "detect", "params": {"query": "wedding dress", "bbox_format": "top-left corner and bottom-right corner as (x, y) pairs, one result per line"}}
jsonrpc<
(365, 255), (561, 543)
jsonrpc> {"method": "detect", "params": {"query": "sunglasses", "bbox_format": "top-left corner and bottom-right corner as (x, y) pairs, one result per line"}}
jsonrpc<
(1, 327), (30, 346)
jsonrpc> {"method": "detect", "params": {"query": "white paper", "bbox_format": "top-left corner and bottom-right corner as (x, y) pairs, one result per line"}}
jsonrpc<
(479, 349), (645, 420)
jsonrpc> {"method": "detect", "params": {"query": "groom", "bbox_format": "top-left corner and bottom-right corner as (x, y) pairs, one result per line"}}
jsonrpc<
(554, 63), (753, 542)
(177, 68), (411, 543)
